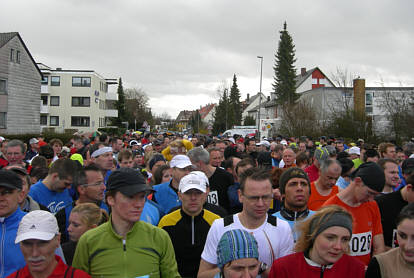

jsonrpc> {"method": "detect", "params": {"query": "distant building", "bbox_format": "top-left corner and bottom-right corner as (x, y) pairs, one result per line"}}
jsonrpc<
(37, 63), (117, 133)
(241, 92), (266, 124)
(199, 103), (215, 125)
(175, 110), (194, 131)
(0, 32), (42, 134)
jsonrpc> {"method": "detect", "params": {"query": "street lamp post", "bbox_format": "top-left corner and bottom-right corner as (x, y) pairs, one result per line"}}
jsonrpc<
(257, 56), (263, 139)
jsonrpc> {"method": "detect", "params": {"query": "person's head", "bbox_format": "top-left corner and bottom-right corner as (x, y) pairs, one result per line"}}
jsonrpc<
(270, 167), (284, 189)
(46, 158), (78, 192)
(110, 137), (123, 153)
(379, 142), (396, 159)
(279, 167), (311, 211)
(296, 151), (310, 170)
(31, 155), (48, 169)
(363, 149), (379, 163)
(29, 138), (40, 152)
(117, 149), (133, 168)
(187, 147), (210, 172)
(4, 166), (31, 204)
(271, 144), (284, 160)
(395, 203), (414, 264)
(15, 210), (61, 275)
(348, 146), (360, 160)
(148, 154), (166, 174)
(5, 139), (26, 165)
(215, 140), (227, 154)
(49, 138), (63, 157)
(337, 158), (354, 184)
(209, 147), (224, 167)
(106, 168), (153, 224)
(222, 156), (242, 182)
(244, 138), (256, 153)
(169, 140), (186, 156)
(170, 155), (193, 186)
(178, 171), (209, 216)
(396, 147), (405, 165)
(378, 158), (400, 190)
(133, 151), (144, 167)
(39, 145), (54, 166)
(0, 170), (24, 217)
(317, 160), (342, 190)
(298, 142), (307, 152)
(75, 164), (106, 203)
(336, 141), (344, 152)
(235, 158), (256, 181)
(313, 147), (329, 169)
(68, 203), (106, 242)
(402, 158), (414, 178)
(91, 146), (113, 171)
(282, 148), (296, 167)
(153, 164), (172, 185)
(349, 162), (385, 203)
(238, 168), (273, 220)
(72, 135), (84, 150)
(216, 229), (260, 278)
(295, 205), (353, 265)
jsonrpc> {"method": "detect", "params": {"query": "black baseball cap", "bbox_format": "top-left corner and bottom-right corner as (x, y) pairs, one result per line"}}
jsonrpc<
(107, 168), (153, 197)
(351, 162), (385, 192)
(0, 170), (23, 190)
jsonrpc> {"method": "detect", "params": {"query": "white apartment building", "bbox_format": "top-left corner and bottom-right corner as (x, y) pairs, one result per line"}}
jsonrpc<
(37, 63), (118, 133)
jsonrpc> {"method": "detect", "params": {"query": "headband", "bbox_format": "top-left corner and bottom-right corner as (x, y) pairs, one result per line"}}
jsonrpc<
(91, 147), (113, 158)
(310, 211), (353, 241)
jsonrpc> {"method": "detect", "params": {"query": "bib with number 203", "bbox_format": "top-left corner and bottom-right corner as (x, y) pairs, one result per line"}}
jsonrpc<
(207, 190), (219, 206)
(350, 231), (372, 256)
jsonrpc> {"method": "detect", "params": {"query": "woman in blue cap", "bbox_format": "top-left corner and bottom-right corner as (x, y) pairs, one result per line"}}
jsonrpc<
(215, 229), (261, 278)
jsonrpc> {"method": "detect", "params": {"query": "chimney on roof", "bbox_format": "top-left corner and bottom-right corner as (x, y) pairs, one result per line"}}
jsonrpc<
(267, 96), (270, 101)
(301, 68), (306, 76)
(247, 93), (250, 101)
(56, 67), (62, 70)
(353, 78), (366, 121)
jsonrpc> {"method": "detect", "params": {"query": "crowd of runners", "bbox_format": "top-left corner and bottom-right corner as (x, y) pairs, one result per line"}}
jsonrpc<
(0, 131), (413, 278)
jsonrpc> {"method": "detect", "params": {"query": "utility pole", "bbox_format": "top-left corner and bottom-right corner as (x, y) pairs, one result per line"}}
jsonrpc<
(257, 56), (263, 139)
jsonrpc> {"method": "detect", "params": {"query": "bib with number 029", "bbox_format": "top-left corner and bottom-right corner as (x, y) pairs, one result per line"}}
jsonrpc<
(349, 231), (372, 256)
(207, 190), (219, 206)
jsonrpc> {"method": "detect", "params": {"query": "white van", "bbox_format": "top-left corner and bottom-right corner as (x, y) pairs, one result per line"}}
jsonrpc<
(222, 126), (257, 138)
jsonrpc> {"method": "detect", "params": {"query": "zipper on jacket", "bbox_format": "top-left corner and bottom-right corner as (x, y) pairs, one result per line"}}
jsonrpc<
(320, 265), (326, 278)
(191, 216), (195, 245)
(122, 239), (126, 251)
(1, 220), (5, 278)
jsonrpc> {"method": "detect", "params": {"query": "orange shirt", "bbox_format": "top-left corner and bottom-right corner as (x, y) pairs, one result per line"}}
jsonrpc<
(307, 181), (339, 211)
(323, 195), (383, 266)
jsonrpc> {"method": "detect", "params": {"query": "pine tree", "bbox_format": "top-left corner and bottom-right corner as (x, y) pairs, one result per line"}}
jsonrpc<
(213, 88), (230, 134)
(272, 22), (298, 105)
(114, 78), (128, 126)
(190, 110), (202, 134)
(229, 74), (242, 126)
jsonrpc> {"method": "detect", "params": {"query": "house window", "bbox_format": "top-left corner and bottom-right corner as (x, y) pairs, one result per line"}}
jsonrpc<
(365, 92), (373, 114)
(71, 116), (90, 127)
(16, 50), (20, 64)
(50, 96), (60, 106)
(51, 76), (60, 86)
(40, 115), (47, 125)
(41, 76), (49, 85)
(72, 97), (90, 107)
(50, 116), (59, 126)
(0, 79), (6, 94)
(72, 77), (91, 87)
(41, 95), (48, 105)
(10, 49), (14, 62)
(0, 112), (6, 128)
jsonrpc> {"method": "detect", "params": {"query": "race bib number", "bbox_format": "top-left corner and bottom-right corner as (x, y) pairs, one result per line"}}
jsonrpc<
(207, 190), (219, 205)
(350, 232), (372, 256)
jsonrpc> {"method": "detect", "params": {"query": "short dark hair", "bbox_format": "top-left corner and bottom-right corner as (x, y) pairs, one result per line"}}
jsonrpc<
(396, 202), (414, 226)
(39, 145), (54, 159)
(377, 158), (398, 170)
(239, 168), (271, 192)
(235, 158), (256, 176)
(49, 158), (79, 180)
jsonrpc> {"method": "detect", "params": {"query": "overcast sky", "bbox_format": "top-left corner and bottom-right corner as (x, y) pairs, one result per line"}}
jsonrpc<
(2, 0), (413, 118)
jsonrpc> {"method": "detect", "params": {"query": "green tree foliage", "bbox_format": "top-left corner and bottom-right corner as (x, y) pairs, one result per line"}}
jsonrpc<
(213, 88), (230, 134)
(243, 115), (256, 126)
(113, 78), (128, 126)
(229, 74), (242, 126)
(272, 22), (298, 105)
(124, 88), (153, 128)
(190, 110), (203, 134)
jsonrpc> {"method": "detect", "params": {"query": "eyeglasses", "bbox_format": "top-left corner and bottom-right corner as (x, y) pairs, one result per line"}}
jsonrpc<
(81, 181), (105, 187)
(242, 194), (273, 202)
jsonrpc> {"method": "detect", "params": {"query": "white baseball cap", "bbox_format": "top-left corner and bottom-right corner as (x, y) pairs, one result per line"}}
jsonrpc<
(15, 210), (59, 243)
(179, 171), (209, 193)
(170, 155), (193, 169)
(348, 146), (361, 155)
(256, 140), (270, 147)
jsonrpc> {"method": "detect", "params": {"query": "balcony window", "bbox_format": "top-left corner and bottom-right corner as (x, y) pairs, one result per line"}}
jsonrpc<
(10, 49), (14, 62)
(71, 116), (90, 127)
(40, 115), (47, 125)
(41, 76), (49, 85)
(0, 112), (6, 128)
(41, 95), (48, 105)
(51, 76), (60, 86)
(0, 80), (6, 94)
(72, 97), (90, 107)
(72, 77), (91, 87)
(50, 96), (60, 106)
(50, 116), (59, 126)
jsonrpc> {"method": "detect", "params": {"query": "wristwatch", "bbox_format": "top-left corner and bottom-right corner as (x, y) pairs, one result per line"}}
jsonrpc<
(258, 262), (268, 275)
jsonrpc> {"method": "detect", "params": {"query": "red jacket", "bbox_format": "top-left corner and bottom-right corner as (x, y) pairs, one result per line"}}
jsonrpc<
(269, 252), (365, 278)
(7, 255), (90, 278)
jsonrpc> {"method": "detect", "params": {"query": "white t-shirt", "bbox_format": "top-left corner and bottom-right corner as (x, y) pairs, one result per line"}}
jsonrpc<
(201, 213), (294, 266)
